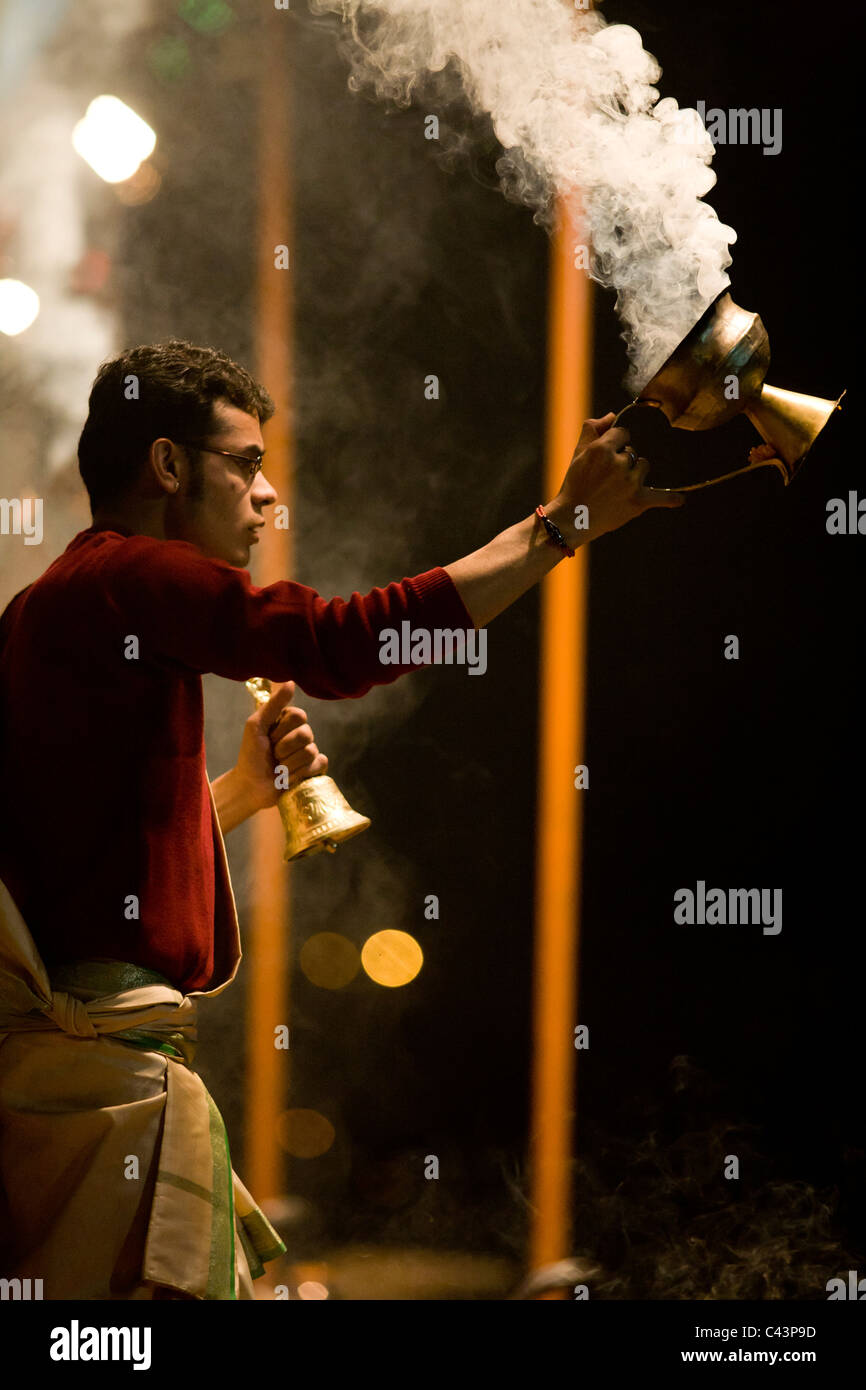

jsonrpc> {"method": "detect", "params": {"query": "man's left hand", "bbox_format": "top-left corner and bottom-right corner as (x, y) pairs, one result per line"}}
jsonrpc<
(234, 680), (329, 813)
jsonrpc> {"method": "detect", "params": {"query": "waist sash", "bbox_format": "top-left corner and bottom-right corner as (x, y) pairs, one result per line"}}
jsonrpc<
(0, 879), (285, 1299)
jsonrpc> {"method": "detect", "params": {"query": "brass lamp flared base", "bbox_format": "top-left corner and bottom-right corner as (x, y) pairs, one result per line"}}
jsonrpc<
(745, 382), (846, 480)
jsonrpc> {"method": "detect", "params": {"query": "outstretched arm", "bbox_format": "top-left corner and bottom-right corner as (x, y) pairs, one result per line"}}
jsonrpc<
(106, 411), (683, 703)
(444, 412), (685, 628)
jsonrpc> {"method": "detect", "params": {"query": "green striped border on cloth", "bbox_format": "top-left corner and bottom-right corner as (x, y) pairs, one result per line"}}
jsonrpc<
(46, 958), (286, 1297)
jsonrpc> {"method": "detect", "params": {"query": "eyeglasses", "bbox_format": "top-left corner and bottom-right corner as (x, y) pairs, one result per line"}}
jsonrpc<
(179, 440), (265, 480)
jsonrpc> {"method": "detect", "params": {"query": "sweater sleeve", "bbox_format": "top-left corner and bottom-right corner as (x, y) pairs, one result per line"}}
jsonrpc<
(100, 535), (475, 698)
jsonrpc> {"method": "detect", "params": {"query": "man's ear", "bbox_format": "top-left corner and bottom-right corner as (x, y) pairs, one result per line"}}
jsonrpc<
(149, 438), (183, 495)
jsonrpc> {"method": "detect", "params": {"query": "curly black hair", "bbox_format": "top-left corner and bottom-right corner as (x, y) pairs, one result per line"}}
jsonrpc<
(77, 340), (275, 511)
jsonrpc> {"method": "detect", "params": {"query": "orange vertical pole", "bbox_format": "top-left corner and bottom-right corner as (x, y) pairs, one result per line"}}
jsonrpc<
(246, 13), (294, 1201)
(528, 198), (593, 1289)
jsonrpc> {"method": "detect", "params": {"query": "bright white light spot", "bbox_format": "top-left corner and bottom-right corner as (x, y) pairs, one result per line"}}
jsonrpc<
(72, 96), (156, 184)
(0, 280), (40, 336)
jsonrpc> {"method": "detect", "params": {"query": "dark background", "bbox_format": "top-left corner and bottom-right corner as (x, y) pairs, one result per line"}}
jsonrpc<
(104, 0), (859, 1289)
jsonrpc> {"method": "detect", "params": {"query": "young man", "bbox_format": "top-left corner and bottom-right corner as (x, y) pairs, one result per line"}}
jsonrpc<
(0, 340), (680, 1300)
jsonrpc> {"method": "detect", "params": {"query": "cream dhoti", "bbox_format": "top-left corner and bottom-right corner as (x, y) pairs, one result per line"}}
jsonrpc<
(0, 870), (285, 1300)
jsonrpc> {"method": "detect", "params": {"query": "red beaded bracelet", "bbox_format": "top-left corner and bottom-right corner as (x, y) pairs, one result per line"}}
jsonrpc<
(535, 505), (575, 558)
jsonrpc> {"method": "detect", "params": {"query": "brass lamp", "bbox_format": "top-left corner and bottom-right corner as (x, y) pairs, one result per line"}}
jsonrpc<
(614, 291), (845, 490)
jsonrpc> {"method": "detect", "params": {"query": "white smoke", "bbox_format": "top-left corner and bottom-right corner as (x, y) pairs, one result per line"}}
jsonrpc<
(310, 0), (736, 390)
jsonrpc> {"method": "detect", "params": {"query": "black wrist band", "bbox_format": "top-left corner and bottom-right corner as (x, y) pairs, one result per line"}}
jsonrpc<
(535, 505), (575, 558)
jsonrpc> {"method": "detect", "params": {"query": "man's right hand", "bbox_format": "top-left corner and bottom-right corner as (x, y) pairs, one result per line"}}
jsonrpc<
(443, 410), (687, 629)
(546, 411), (686, 547)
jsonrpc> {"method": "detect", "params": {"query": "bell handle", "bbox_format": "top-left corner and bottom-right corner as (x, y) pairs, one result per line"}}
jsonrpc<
(245, 675), (329, 790)
(611, 399), (789, 492)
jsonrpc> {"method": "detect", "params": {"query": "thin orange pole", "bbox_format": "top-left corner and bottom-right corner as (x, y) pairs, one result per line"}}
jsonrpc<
(246, 14), (294, 1202)
(529, 198), (593, 1288)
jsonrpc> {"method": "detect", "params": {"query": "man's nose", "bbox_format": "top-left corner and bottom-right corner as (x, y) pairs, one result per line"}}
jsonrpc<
(252, 472), (278, 507)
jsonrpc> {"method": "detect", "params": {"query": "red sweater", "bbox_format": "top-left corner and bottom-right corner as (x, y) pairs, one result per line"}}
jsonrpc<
(0, 525), (473, 992)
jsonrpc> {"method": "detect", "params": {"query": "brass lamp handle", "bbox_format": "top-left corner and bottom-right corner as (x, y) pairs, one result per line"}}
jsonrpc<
(612, 399), (789, 492)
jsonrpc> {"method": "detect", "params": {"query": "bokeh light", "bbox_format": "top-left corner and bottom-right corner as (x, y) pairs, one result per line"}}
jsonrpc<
(147, 35), (192, 84)
(299, 931), (360, 989)
(276, 1108), (336, 1159)
(177, 0), (236, 37)
(297, 1281), (329, 1300)
(112, 162), (161, 207)
(0, 280), (39, 336)
(72, 96), (156, 184)
(361, 929), (423, 987)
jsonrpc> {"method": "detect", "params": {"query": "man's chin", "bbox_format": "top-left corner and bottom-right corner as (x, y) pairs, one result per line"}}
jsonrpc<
(201, 539), (251, 568)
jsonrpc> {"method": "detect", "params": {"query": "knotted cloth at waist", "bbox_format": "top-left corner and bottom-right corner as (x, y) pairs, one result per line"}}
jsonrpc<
(0, 954), (198, 1060)
(0, 883), (285, 1298)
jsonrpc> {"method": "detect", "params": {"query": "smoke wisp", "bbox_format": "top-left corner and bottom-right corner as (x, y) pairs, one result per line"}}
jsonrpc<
(310, 0), (736, 390)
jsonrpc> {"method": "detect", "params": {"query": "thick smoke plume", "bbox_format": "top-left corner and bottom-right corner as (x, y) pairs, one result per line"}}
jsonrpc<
(310, 0), (736, 390)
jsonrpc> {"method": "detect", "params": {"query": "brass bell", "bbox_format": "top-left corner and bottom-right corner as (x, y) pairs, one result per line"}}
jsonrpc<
(246, 676), (371, 861)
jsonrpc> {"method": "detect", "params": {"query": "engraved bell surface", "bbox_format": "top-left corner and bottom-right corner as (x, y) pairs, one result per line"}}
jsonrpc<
(245, 677), (371, 862)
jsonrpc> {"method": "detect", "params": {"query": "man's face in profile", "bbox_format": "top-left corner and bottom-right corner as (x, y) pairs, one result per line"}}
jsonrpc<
(167, 399), (277, 567)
